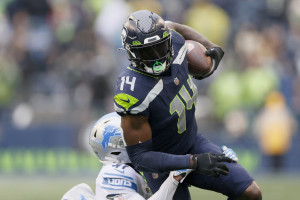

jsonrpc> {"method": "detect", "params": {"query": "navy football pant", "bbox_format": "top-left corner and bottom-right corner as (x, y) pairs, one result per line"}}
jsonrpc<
(143, 134), (254, 200)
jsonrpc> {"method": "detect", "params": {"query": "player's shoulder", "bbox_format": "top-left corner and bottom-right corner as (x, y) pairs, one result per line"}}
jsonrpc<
(170, 30), (188, 67)
(171, 30), (185, 46)
(97, 163), (139, 195)
(117, 65), (159, 83)
(100, 163), (137, 180)
(114, 66), (162, 115)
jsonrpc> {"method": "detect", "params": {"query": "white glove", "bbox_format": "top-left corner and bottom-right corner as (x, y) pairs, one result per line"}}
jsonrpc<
(171, 169), (193, 183)
(221, 146), (238, 162)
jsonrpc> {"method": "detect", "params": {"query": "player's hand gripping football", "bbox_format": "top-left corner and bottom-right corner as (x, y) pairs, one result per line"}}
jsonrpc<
(205, 46), (224, 68)
(191, 153), (233, 177)
(193, 46), (224, 80)
(196, 46), (224, 79)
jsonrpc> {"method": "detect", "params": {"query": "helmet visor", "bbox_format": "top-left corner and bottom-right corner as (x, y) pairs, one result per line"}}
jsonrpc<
(130, 36), (171, 60)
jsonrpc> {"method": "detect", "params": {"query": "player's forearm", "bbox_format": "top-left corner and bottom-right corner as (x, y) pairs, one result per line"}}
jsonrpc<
(147, 172), (179, 200)
(166, 21), (216, 49)
(126, 140), (191, 172)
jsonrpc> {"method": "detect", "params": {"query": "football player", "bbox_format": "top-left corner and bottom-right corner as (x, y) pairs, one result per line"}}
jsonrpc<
(114, 10), (262, 200)
(62, 112), (239, 200)
(62, 112), (192, 200)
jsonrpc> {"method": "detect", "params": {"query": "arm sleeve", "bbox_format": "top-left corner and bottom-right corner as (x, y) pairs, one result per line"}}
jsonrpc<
(126, 140), (191, 173)
(116, 193), (146, 200)
(61, 183), (95, 200)
(147, 173), (179, 200)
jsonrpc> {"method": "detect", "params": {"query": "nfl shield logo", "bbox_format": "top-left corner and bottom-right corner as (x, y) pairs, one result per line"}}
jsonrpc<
(152, 173), (159, 179)
(174, 77), (180, 85)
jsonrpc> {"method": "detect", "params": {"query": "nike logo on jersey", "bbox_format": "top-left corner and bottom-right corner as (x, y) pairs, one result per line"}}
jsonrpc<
(120, 98), (130, 103)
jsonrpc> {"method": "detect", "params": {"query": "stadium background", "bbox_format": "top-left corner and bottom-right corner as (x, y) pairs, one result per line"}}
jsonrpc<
(0, 0), (300, 199)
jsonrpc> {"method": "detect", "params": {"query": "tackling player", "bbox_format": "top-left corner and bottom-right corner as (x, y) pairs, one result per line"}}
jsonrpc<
(61, 112), (239, 200)
(114, 10), (262, 200)
(62, 112), (192, 200)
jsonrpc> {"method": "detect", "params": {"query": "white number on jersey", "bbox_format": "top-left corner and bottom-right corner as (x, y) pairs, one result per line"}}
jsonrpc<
(120, 76), (136, 91)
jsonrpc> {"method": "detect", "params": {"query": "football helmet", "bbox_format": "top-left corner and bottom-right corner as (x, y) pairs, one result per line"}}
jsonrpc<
(89, 112), (131, 164)
(121, 10), (174, 75)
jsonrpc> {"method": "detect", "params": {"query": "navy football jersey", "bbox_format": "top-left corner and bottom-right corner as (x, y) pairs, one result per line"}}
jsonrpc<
(114, 31), (198, 155)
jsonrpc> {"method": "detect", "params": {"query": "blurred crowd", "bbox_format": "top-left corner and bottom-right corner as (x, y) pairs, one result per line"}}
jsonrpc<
(0, 0), (300, 171)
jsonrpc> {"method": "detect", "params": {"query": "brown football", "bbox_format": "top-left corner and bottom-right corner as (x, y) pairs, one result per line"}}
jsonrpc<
(186, 40), (212, 77)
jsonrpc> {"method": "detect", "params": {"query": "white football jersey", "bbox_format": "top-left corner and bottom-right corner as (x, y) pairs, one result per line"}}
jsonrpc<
(62, 183), (95, 200)
(96, 163), (152, 200)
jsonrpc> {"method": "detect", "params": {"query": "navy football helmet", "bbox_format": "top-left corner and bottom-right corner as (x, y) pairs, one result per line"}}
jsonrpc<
(121, 10), (174, 75)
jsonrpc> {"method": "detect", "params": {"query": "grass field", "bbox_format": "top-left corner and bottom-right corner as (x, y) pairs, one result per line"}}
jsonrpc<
(1, 173), (299, 200)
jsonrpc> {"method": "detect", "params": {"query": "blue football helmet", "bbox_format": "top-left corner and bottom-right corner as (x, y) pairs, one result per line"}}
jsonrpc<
(121, 10), (174, 75)
(89, 112), (130, 164)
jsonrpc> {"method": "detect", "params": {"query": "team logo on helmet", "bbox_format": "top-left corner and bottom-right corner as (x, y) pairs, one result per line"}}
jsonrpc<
(101, 125), (121, 152)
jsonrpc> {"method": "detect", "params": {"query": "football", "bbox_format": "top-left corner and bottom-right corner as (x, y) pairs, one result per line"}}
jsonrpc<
(186, 40), (212, 77)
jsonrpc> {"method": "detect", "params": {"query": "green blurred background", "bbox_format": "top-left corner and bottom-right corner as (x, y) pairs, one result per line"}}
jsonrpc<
(1, 0), (300, 199)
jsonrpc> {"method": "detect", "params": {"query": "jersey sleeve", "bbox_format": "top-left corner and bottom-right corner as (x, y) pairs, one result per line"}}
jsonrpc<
(109, 192), (146, 200)
(114, 68), (163, 116)
(61, 183), (95, 200)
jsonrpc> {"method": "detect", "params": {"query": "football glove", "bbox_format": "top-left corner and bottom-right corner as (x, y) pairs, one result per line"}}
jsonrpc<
(205, 46), (224, 69)
(193, 46), (224, 80)
(192, 153), (232, 177)
(222, 146), (238, 162)
(172, 169), (193, 183)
